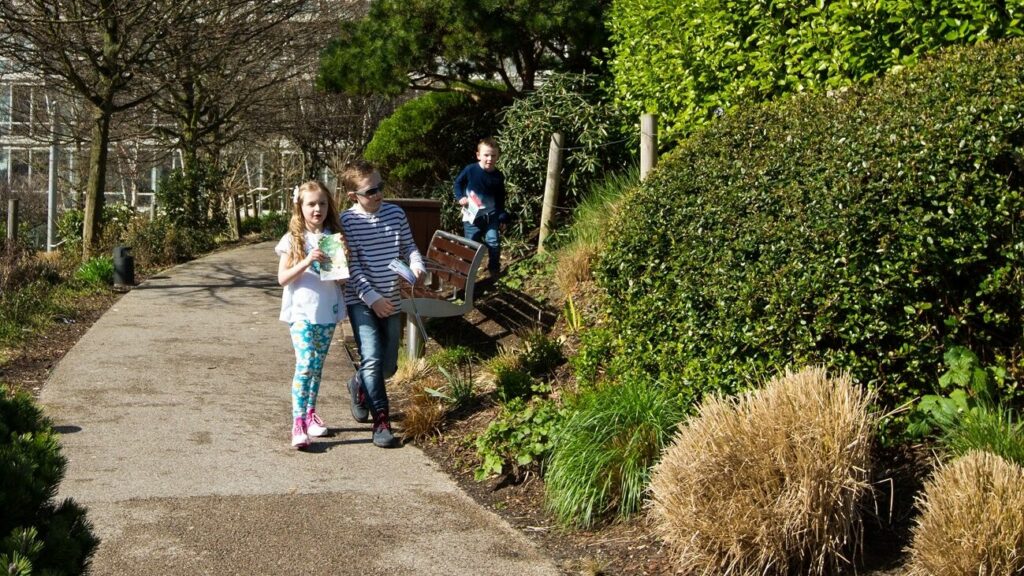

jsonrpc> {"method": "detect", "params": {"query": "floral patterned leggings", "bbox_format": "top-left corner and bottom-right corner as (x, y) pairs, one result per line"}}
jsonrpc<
(289, 321), (336, 419)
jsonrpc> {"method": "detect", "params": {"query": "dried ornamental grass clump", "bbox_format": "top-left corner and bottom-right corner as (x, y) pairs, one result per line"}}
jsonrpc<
(906, 450), (1024, 576)
(649, 366), (876, 575)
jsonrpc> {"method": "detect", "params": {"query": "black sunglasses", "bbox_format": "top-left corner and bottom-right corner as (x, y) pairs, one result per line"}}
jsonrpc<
(354, 185), (383, 197)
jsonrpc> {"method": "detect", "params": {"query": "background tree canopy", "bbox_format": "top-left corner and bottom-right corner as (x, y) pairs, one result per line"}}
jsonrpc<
(319, 0), (610, 96)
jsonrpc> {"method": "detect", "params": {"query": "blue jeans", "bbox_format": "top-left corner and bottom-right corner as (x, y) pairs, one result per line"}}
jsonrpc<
(347, 302), (401, 415)
(464, 217), (502, 275)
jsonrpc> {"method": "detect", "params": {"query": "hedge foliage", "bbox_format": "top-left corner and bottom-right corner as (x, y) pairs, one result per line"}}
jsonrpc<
(595, 40), (1024, 418)
(609, 0), (1024, 141)
(365, 91), (505, 194)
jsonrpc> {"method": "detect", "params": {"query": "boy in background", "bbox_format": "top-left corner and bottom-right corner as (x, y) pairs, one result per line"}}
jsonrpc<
(454, 137), (508, 279)
(340, 160), (425, 448)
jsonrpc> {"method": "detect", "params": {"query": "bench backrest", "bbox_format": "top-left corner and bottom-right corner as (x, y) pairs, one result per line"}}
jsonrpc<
(426, 230), (485, 300)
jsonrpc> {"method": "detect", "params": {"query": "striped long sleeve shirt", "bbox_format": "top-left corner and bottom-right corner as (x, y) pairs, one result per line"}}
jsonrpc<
(340, 202), (425, 312)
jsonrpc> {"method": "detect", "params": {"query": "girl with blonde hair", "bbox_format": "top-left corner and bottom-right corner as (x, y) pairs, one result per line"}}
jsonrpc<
(275, 180), (345, 449)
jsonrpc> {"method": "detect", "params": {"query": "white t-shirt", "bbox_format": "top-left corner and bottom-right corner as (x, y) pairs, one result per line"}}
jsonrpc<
(275, 231), (346, 325)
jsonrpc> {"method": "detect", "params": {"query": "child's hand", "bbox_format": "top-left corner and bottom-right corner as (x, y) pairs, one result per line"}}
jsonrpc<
(370, 298), (394, 318)
(306, 248), (326, 266)
(458, 197), (469, 206)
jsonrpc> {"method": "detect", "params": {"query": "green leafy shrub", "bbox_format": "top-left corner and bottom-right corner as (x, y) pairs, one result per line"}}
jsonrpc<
(0, 386), (98, 575)
(55, 209), (85, 254)
(238, 211), (289, 241)
(428, 345), (477, 372)
(496, 72), (634, 237)
(906, 451), (1024, 575)
(75, 256), (114, 286)
(597, 40), (1024, 421)
(57, 203), (143, 255)
(366, 91), (505, 194)
(493, 365), (536, 404)
(474, 397), (564, 481)
(157, 161), (227, 234)
(518, 329), (564, 377)
(544, 373), (684, 527)
(609, 0), (1024, 141)
(123, 215), (214, 268)
(649, 367), (876, 575)
(569, 325), (617, 389)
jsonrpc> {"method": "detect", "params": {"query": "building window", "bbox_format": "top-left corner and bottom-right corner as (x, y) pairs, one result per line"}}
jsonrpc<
(10, 148), (30, 187)
(11, 85), (33, 136)
(0, 149), (8, 185)
(0, 84), (10, 130)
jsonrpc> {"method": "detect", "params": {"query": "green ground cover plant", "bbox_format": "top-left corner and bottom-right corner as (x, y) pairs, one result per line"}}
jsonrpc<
(474, 396), (564, 481)
(910, 346), (1024, 465)
(596, 40), (1024, 427)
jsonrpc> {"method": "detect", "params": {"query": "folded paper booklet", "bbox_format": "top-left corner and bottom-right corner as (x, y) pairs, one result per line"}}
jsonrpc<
(318, 233), (349, 281)
(388, 258), (416, 285)
(461, 190), (483, 223)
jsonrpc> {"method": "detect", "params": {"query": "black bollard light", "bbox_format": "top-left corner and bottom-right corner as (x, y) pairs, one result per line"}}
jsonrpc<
(112, 245), (135, 287)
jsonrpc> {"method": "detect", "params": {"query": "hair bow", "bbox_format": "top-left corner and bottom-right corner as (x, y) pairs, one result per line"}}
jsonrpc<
(292, 186), (300, 204)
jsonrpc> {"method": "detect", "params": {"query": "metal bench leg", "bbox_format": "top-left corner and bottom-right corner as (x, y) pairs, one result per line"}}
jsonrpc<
(405, 313), (422, 360)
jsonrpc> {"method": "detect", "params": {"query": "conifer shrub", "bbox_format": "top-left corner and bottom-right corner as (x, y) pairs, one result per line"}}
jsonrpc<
(906, 450), (1024, 575)
(597, 40), (1024, 419)
(365, 91), (504, 194)
(0, 386), (98, 574)
(649, 367), (876, 575)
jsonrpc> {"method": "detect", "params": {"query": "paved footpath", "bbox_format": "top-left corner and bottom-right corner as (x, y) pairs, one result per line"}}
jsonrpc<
(41, 241), (560, 576)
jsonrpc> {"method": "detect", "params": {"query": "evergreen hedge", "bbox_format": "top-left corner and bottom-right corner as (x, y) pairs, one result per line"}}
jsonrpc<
(609, 0), (1024, 140)
(595, 40), (1024, 419)
(1, 386), (98, 574)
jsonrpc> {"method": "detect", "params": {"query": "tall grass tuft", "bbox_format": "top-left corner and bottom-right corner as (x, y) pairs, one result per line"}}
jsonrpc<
(906, 450), (1024, 575)
(555, 166), (637, 291)
(401, 380), (446, 442)
(935, 402), (1024, 466)
(649, 366), (876, 576)
(544, 374), (684, 527)
(75, 256), (114, 285)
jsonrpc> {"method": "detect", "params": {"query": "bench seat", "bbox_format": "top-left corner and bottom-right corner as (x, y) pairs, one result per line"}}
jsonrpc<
(400, 230), (485, 357)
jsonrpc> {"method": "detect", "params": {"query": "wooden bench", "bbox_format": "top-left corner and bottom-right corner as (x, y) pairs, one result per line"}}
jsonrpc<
(400, 230), (486, 359)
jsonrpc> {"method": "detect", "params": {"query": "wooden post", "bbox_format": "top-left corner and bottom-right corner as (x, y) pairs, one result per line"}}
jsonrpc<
(537, 132), (564, 254)
(230, 195), (242, 240)
(640, 113), (658, 181)
(6, 199), (18, 243)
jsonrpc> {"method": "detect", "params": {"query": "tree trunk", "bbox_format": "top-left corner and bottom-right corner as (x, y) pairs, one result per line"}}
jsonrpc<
(82, 104), (112, 259)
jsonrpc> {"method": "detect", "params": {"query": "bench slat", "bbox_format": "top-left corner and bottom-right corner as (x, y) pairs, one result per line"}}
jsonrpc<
(428, 253), (469, 285)
(432, 235), (478, 262)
